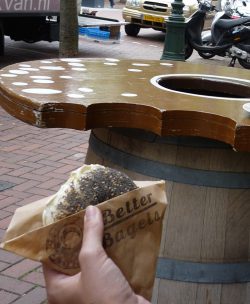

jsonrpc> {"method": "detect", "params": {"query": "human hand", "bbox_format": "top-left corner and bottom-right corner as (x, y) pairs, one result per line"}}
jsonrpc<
(43, 205), (151, 304)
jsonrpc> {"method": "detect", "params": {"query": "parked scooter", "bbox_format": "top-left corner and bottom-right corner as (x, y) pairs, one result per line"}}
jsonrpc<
(185, 0), (250, 69)
(201, 0), (250, 59)
(200, 5), (234, 59)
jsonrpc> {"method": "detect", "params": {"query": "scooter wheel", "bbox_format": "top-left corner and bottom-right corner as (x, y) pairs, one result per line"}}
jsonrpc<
(238, 58), (250, 69)
(198, 40), (216, 59)
(198, 51), (215, 59)
(185, 43), (193, 60)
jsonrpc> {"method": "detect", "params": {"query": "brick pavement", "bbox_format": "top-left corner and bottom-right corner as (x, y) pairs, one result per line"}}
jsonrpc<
(0, 1), (245, 303)
(0, 105), (90, 303)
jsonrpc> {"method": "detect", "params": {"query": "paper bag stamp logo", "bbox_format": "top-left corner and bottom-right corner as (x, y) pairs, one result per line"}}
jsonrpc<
(46, 217), (83, 269)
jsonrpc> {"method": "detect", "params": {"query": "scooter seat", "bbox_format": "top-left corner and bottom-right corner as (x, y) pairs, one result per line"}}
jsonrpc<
(216, 16), (250, 30)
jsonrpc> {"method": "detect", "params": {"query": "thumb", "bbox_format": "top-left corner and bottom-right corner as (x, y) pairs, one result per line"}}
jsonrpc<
(79, 205), (105, 267)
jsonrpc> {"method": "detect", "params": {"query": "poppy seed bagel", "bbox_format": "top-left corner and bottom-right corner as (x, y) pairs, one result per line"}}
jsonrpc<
(43, 164), (137, 225)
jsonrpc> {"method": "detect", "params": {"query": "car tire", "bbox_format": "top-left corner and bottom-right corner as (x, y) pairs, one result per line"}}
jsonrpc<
(125, 24), (140, 37)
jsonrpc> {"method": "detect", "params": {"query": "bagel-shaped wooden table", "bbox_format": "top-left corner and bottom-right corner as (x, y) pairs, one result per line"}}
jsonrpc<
(1, 58), (250, 304)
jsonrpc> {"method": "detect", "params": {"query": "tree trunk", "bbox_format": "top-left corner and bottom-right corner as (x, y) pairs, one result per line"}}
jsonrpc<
(59, 0), (78, 58)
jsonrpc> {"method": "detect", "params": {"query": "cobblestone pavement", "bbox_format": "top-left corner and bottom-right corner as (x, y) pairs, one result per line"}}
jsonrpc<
(0, 2), (244, 303)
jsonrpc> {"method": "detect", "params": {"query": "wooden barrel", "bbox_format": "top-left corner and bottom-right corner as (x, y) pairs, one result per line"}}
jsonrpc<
(85, 127), (250, 304)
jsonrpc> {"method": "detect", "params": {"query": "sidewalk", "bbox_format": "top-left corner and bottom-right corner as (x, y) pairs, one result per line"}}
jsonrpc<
(0, 106), (90, 303)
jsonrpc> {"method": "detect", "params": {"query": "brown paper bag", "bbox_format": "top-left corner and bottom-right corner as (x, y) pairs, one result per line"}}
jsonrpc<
(1, 180), (167, 301)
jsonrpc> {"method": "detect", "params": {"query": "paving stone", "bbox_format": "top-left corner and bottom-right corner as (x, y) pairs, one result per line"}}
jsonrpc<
(2, 259), (41, 278)
(0, 181), (16, 192)
(0, 290), (19, 304)
(0, 195), (23, 208)
(0, 216), (13, 229)
(0, 228), (6, 239)
(0, 274), (34, 294)
(1, 175), (27, 185)
(0, 209), (11, 220)
(0, 249), (23, 264)
(22, 270), (46, 287)
(0, 261), (10, 271)
(10, 287), (47, 304)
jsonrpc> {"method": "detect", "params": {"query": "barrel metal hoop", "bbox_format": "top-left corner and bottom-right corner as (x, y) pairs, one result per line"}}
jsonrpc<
(156, 257), (250, 283)
(112, 128), (230, 148)
(89, 133), (250, 189)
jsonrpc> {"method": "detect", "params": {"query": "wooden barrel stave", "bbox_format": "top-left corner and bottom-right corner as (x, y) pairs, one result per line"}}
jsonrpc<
(85, 128), (250, 304)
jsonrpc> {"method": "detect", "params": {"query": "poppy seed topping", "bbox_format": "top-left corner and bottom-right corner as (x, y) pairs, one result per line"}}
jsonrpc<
(43, 164), (137, 225)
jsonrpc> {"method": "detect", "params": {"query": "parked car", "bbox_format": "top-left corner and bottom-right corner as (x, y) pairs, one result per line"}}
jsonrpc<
(122, 0), (213, 36)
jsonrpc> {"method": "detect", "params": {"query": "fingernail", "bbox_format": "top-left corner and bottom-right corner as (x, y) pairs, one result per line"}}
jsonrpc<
(85, 205), (97, 220)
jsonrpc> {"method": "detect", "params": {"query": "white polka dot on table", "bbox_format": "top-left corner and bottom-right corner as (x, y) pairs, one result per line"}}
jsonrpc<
(19, 64), (31, 67)
(19, 67), (40, 71)
(40, 60), (53, 63)
(132, 63), (150, 67)
(128, 69), (142, 72)
(30, 76), (52, 79)
(243, 103), (250, 112)
(67, 93), (85, 98)
(160, 63), (174, 66)
(33, 79), (54, 84)
(121, 92), (137, 97)
(60, 58), (83, 62)
(78, 87), (93, 93)
(9, 70), (29, 75)
(40, 66), (65, 71)
(60, 75), (73, 79)
(68, 63), (85, 67)
(0, 74), (17, 77)
(71, 68), (87, 71)
(22, 88), (62, 94)
(105, 58), (120, 62)
(12, 82), (28, 86)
